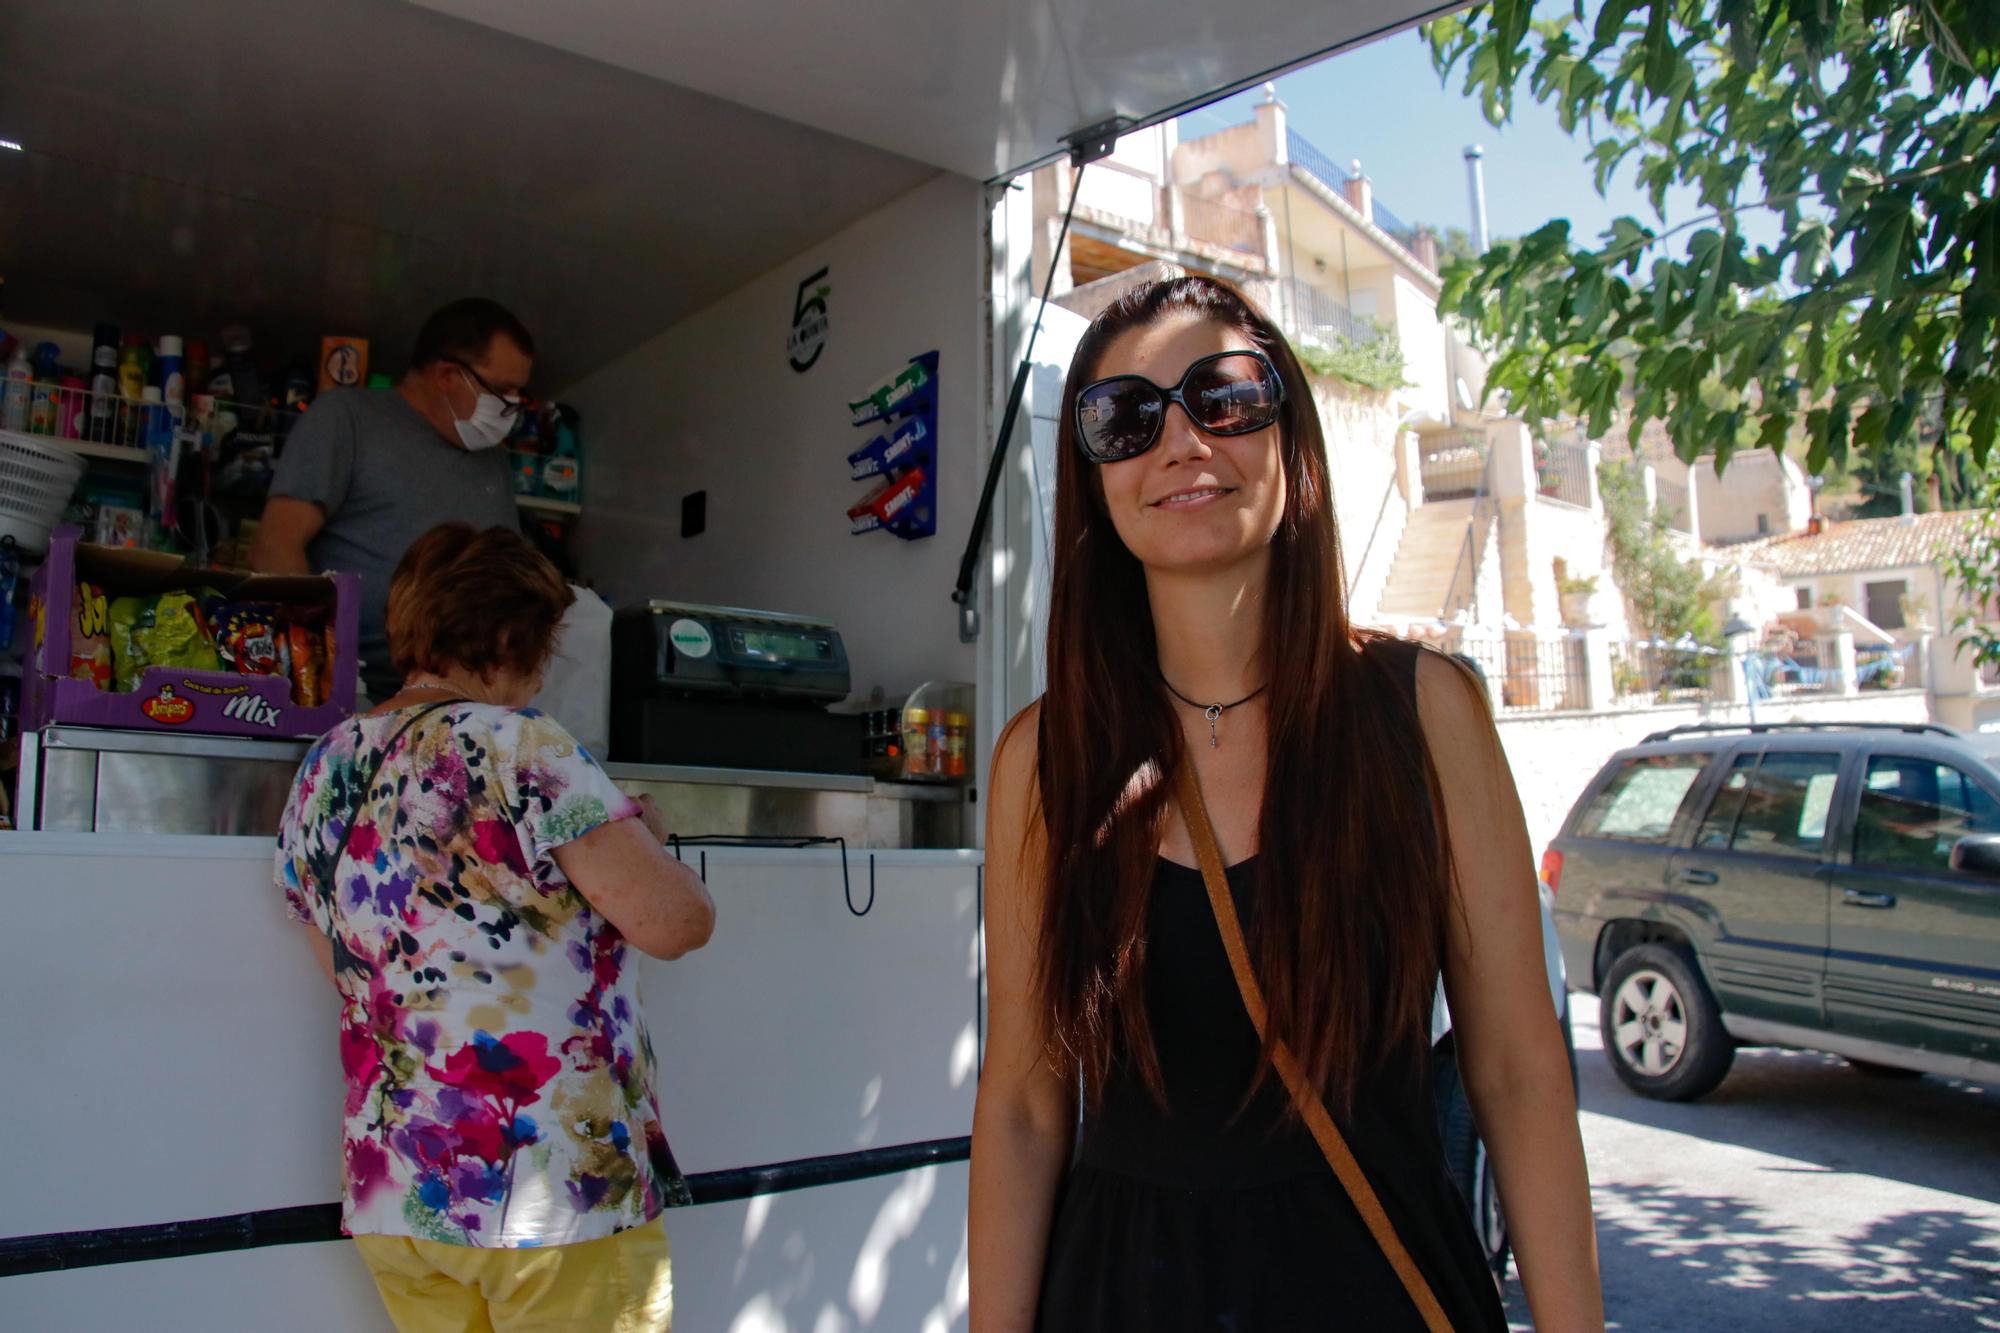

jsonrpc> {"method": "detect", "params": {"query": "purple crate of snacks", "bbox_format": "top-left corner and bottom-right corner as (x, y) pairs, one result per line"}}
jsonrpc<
(22, 525), (359, 739)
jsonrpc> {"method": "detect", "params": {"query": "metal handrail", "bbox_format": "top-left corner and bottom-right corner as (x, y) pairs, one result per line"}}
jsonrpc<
(1440, 454), (1497, 622)
(1348, 468), (1403, 601)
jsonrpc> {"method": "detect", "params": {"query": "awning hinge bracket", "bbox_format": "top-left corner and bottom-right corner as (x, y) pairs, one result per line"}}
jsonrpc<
(1062, 117), (1131, 169)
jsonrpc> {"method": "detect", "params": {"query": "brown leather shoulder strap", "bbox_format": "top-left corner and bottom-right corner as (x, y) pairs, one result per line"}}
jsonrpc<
(1173, 756), (1455, 1333)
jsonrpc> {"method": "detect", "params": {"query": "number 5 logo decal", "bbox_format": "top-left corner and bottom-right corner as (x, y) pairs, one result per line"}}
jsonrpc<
(788, 267), (831, 373)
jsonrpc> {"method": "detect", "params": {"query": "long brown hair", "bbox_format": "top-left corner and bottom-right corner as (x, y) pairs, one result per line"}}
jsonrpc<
(1034, 275), (1457, 1114)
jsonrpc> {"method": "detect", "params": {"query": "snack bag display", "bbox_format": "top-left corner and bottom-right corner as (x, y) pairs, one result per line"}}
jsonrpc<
(107, 591), (223, 692)
(206, 599), (291, 679)
(69, 581), (113, 691)
(286, 615), (328, 706)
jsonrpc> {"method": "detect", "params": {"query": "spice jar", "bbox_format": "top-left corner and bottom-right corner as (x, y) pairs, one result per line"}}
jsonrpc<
(901, 708), (930, 780)
(943, 711), (969, 779)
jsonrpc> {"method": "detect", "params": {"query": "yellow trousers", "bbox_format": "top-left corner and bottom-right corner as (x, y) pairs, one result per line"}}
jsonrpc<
(354, 1220), (672, 1333)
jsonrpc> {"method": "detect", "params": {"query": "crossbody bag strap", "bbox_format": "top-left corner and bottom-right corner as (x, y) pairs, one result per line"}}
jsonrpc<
(316, 699), (463, 891)
(1172, 756), (1455, 1333)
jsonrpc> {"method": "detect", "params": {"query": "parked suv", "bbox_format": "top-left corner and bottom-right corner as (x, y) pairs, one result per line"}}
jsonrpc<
(1548, 722), (2000, 1101)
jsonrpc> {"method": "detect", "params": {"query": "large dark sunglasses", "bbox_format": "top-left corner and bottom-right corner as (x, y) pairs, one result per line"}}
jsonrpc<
(1074, 349), (1285, 463)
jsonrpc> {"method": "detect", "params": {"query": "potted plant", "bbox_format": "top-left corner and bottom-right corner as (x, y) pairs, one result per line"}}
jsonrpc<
(1557, 573), (1599, 627)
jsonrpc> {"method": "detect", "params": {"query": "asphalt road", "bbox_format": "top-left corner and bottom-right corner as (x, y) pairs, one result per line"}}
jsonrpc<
(1503, 994), (2000, 1331)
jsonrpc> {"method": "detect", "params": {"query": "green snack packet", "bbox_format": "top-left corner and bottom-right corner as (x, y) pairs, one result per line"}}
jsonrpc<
(107, 591), (223, 691)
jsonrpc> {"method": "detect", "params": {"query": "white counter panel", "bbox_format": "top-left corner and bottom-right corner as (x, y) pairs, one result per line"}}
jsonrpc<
(0, 833), (979, 1328)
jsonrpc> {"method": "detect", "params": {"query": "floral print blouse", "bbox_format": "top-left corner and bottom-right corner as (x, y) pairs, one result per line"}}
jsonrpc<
(277, 702), (679, 1248)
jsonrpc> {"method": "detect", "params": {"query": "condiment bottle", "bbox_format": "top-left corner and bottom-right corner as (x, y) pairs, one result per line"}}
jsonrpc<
(901, 708), (930, 781)
(927, 711), (949, 779)
(944, 711), (969, 779)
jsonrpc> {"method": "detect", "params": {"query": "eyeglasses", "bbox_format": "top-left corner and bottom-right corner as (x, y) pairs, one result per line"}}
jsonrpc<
(447, 358), (527, 417)
(1073, 349), (1285, 464)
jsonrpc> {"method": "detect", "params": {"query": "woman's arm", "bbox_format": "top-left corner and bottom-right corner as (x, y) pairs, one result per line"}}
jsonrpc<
(1417, 651), (1603, 1331)
(554, 799), (716, 961)
(969, 705), (1078, 1332)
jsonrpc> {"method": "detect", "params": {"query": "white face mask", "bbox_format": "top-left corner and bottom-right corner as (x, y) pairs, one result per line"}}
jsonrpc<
(451, 369), (518, 450)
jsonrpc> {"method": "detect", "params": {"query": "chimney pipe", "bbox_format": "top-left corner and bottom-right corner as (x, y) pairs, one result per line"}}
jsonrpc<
(1464, 145), (1490, 255)
(1899, 471), (1916, 524)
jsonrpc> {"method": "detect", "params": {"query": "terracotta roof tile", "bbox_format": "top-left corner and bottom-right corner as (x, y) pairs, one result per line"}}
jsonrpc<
(1722, 509), (1987, 576)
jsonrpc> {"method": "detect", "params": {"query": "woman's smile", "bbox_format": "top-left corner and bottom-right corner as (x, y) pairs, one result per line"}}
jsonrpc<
(1150, 484), (1236, 510)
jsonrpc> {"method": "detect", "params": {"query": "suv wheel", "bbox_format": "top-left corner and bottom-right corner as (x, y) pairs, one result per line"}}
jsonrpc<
(1599, 944), (1734, 1101)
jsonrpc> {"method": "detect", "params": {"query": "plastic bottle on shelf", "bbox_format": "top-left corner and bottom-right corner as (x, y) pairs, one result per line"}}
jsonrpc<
(1, 342), (30, 431)
(87, 324), (120, 441)
(156, 335), (185, 416)
(117, 336), (149, 442)
(218, 325), (262, 409)
(26, 342), (61, 434)
(183, 338), (210, 397)
(58, 374), (87, 438)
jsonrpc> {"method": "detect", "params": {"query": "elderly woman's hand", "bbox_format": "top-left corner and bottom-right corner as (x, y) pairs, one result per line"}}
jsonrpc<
(635, 794), (671, 845)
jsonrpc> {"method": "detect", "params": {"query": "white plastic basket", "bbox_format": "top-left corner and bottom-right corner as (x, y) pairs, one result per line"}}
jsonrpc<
(0, 427), (87, 553)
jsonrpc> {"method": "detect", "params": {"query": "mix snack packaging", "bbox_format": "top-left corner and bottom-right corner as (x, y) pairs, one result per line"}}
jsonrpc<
(24, 526), (358, 737)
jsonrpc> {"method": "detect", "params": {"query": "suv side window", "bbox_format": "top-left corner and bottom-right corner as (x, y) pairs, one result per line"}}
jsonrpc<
(1695, 754), (1755, 848)
(1727, 751), (1842, 858)
(1854, 755), (2000, 872)
(1575, 753), (1713, 842)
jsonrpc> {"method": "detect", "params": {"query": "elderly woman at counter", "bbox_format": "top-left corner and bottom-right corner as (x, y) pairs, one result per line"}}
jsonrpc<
(276, 521), (714, 1332)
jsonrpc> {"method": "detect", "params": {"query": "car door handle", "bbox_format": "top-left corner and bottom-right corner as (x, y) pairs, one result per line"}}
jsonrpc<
(1676, 868), (1719, 886)
(1842, 888), (1898, 909)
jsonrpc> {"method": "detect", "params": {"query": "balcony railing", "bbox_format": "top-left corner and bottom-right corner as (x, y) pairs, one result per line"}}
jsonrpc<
(1612, 640), (1728, 704)
(1535, 439), (1592, 508)
(1285, 129), (1352, 191)
(1177, 194), (1264, 257)
(1449, 633), (1589, 714)
(1272, 276), (1378, 350)
(1655, 477), (1693, 533)
(1420, 432), (1488, 502)
(1285, 129), (1425, 253)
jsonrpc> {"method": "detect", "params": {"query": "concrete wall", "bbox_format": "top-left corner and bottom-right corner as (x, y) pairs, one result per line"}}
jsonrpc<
(1310, 378), (1407, 620)
(1694, 450), (1812, 542)
(1497, 690), (1935, 859)
(561, 173), (984, 705)
(1390, 272), (1450, 422)
(1171, 120), (1267, 188)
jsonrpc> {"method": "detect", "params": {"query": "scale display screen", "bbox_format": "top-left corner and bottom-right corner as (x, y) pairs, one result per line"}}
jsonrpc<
(738, 628), (824, 661)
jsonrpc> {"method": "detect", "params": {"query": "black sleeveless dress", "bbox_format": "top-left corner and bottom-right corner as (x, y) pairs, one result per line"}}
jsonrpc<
(1036, 645), (1508, 1332)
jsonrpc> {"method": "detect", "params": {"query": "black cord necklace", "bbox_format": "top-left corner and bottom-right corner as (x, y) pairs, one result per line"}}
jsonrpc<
(1160, 676), (1268, 748)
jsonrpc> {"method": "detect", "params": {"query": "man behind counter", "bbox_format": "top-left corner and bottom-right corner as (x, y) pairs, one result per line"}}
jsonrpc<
(251, 298), (530, 698)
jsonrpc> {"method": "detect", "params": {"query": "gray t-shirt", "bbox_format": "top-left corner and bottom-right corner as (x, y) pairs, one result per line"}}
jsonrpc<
(269, 387), (519, 681)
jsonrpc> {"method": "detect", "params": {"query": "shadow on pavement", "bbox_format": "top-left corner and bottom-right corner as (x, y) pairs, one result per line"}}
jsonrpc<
(1505, 1185), (2000, 1331)
(1572, 998), (2000, 1205)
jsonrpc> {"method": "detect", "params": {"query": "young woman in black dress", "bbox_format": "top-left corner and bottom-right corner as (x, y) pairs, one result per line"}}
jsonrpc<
(968, 277), (1601, 1331)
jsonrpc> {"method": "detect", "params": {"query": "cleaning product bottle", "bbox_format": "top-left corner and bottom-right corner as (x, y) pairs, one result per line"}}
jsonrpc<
(156, 334), (185, 418)
(87, 324), (120, 441)
(1, 341), (31, 432)
(26, 342), (61, 434)
(117, 336), (149, 442)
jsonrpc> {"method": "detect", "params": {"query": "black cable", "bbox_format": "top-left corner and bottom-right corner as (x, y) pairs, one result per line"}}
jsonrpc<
(951, 163), (1088, 637)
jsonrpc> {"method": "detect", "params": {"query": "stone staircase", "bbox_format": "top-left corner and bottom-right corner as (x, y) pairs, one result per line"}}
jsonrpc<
(1376, 498), (1483, 621)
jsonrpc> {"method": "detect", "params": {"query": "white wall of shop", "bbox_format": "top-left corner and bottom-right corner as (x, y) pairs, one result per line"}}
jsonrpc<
(561, 172), (987, 706)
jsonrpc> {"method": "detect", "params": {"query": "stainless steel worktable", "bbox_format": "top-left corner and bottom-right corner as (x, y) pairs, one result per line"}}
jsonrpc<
(17, 727), (968, 848)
